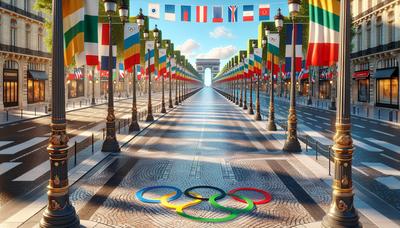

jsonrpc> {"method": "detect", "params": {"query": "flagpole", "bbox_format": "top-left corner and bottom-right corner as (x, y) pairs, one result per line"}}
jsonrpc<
(129, 65), (140, 132)
(91, 66), (96, 105)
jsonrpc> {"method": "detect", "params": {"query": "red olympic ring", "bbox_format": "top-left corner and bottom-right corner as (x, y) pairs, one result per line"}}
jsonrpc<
(228, 187), (272, 205)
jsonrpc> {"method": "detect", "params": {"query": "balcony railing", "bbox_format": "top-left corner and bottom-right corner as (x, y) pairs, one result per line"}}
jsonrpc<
(0, 1), (45, 23)
(353, 0), (395, 21)
(351, 41), (400, 59)
(0, 43), (51, 59)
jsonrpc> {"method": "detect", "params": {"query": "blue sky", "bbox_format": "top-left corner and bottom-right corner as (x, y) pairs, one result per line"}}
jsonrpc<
(129, 0), (289, 66)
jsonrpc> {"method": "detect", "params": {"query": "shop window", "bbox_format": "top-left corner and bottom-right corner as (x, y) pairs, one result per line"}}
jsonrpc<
(27, 79), (45, 104)
(68, 79), (85, 98)
(3, 61), (19, 107)
(319, 80), (331, 99)
(358, 79), (369, 102)
(377, 78), (399, 107)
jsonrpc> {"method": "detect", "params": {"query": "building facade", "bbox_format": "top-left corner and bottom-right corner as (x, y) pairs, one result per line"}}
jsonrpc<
(351, 0), (400, 110)
(0, 0), (52, 112)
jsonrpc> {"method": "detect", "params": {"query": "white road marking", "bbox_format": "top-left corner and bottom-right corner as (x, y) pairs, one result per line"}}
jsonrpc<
(322, 123), (331, 127)
(0, 137), (47, 155)
(375, 176), (400, 190)
(305, 117), (317, 122)
(371, 129), (395, 137)
(361, 162), (399, 176)
(0, 141), (14, 148)
(352, 138), (383, 152)
(380, 153), (400, 163)
(353, 124), (365, 129)
(13, 160), (49, 181)
(353, 166), (369, 176)
(17, 126), (37, 133)
(315, 116), (330, 121)
(0, 162), (22, 175)
(369, 121), (379, 124)
(365, 138), (400, 154)
(298, 124), (333, 146)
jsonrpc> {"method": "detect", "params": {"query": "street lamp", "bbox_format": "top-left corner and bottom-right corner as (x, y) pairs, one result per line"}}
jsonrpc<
(160, 41), (167, 113)
(243, 54), (248, 110)
(248, 42), (256, 115)
(322, 0), (361, 227)
(145, 25), (157, 122)
(101, 0), (120, 153)
(283, 1), (301, 152)
(239, 55), (244, 107)
(166, 43), (174, 109)
(40, 0), (79, 227)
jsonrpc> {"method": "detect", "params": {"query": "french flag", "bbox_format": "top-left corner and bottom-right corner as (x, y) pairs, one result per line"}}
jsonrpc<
(285, 24), (303, 74)
(196, 6), (207, 23)
(243, 5), (254, 22)
(98, 23), (116, 71)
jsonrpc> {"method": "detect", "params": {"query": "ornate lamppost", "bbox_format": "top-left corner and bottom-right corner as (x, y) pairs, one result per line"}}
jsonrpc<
(249, 42), (255, 115)
(102, 0), (120, 153)
(175, 62), (179, 105)
(283, 0), (301, 152)
(239, 56), (244, 107)
(128, 8), (144, 132)
(255, 38), (267, 121)
(119, 2), (128, 97)
(158, 40), (167, 113)
(243, 55), (248, 110)
(322, 0), (361, 227)
(145, 25), (158, 122)
(40, 0), (80, 227)
(167, 43), (174, 109)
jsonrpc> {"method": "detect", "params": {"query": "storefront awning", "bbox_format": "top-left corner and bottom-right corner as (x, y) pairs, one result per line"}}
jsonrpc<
(373, 67), (398, 79)
(353, 70), (369, 79)
(28, 70), (48, 80)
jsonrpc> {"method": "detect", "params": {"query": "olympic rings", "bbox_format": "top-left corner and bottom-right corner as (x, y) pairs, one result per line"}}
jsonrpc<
(135, 186), (182, 203)
(228, 187), (272, 205)
(136, 185), (272, 223)
(184, 185), (226, 201)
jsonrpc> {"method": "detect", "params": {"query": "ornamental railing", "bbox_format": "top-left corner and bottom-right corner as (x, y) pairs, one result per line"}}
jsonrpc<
(350, 41), (400, 59)
(0, 43), (51, 59)
(0, 1), (45, 22)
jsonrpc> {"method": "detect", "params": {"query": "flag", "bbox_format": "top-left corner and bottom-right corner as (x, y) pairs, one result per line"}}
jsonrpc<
(99, 23), (116, 71)
(119, 63), (125, 79)
(259, 4), (270, 21)
(181, 5), (191, 22)
(285, 24), (303, 74)
(148, 3), (160, 19)
(254, 48), (262, 75)
(75, 0), (98, 66)
(306, 0), (340, 66)
(170, 58), (176, 78)
(228, 6), (238, 22)
(145, 41), (155, 75)
(248, 54), (254, 76)
(213, 6), (223, 23)
(74, 68), (83, 79)
(267, 33), (280, 77)
(165, 4), (176, 21)
(62, 0), (84, 66)
(243, 5), (254, 22)
(124, 23), (140, 70)
(158, 48), (167, 76)
(196, 6), (207, 23)
(244, 58), (249, 78)
(137, 65), (143, 80)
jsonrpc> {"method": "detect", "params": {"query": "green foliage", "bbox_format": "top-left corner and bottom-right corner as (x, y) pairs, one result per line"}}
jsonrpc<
(33, 0), (52, 51)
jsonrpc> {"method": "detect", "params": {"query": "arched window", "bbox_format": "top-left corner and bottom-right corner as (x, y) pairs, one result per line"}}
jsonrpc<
(3, 60), (19, 107)
(388, 11), (395, 43)
(38, 27), (43, 51)
(376, 16), (382, 46)
(25, 24), (31, 49)
(10, 19), (17, 47)
(366, 21), (371, 49)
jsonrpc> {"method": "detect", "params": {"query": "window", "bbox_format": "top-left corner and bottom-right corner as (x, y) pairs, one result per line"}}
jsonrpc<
(38, 28), (43, 51)
(25, 24), (31, 49)
(24, 0), (30, 11)
(27, 79), (45, 103)
(3, 60), (19, 107)
(319, 81), (331, 99)
(376, 17), (382, 46)
(0, 16), (2, 44)
(388, 12), (395, 43)
(358, 79), (369, 102)
(68, 79), (85, 98)
(366, 22), (371, 49)
(377, 78), (399, 107)
(10, 19), (17, 47)
(357, 26), (362, 51)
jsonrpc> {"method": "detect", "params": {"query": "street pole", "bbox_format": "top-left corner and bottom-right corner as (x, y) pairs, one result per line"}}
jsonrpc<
(249, 72), (254, 114)
(307, 66), (313, 105)
(40, 0), (79, 226)
(168, 57), (173, 108)
(175, 69), (179, 105)
(129, 65), (140, 131)
(235, 77), (239, 105)
(243, 75), (248, 110)
(161, 69), (166, 113)
(322, 0), (361, 226)
(146, 47), (154, 122)
(329, 65), (337, 110)
(268, 53), (277, 131)
(239, 73), (243, 107)
(102, 9), (120, 153)
(255, 70), (261, 120)
(91, 66), (96, 105)
(283, 15), (301, 153)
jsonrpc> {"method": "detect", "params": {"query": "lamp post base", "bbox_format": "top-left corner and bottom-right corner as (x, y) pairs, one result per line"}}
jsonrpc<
(129, 121), (140, 132)
(101, 137), (120, 152)
(91, 98), (96, 106)
(255, 113), (262, 121)
(169, 100), (173, 109)
(161, 103), (167, 113)
(283, 138), (302, 153)
(321, 210), (361, 228)
(243, 104), (248, 110)
(239, 101), (243, 107)
(248, 107), (254, 115)
(146, 114), (154, 122)
(307, 97), (312, 105)
(267, 121), (277, 131)
(40, 206), (80, 228)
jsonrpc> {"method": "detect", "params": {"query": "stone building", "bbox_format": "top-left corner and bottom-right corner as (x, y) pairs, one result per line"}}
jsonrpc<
(0, 0), (52, 112)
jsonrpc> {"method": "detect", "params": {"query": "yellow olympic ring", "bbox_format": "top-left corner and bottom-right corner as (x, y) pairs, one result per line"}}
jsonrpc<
(160, 192), (202, 210)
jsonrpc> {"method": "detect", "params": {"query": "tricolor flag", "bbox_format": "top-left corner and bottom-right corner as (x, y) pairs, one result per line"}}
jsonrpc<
(158, 48), (167, 76)
(74, 68), (83, 79)
(285, 24), (303, 74)
(124, 23), (140, 70)
(99, 23), (116, 71)
(244, 58), (249, 78)
(170, 58), (176, 78)
(213, 6), (223, 23)
(181, 5), (191, 22)
(148, 3), (160, 19)
(259, 4), (270, 21)
(254, 48), (262, 75)
(165, 4), (176, 21)
(196, 6), (207, 23)
(145, 41), (155, 75)
(243, 5), (254, 22)
(306, 0), (340, 66)
(248, 54), (254, 76)
(228, 6), (238, 23)
(76, 0), (98, 66)
(119, 63), (125, 79)
(267, 33), (280, 77)
(62, 0), (84, 66)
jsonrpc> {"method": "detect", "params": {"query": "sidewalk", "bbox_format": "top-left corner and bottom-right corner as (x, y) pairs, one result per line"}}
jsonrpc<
(9, 87), (386, 227)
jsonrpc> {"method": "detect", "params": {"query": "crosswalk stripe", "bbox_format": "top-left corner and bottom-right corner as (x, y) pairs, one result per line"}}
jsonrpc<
(365, 138), (400, 154)
(371, 129), (395, 137)
(352, 138), (383, 152)
(0, 162), (22, 175)
(17, 126), (37, 133)
(353, 124), (365, 129)
(13, 160), (49, 182)
(0, 137), (47, 155)
(0, 141), (14, 148)
(361, 162), (399, 176)
(375, 176), (400, 190)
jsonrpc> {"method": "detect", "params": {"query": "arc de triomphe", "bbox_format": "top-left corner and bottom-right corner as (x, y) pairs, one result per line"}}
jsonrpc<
(196, 59), (220, 81)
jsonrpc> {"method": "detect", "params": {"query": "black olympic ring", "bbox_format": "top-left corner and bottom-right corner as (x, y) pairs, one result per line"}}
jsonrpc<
(184, 185), (226, 201)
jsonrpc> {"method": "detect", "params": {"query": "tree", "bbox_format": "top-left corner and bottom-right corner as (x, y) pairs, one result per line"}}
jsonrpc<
(33, 0), (52, 51)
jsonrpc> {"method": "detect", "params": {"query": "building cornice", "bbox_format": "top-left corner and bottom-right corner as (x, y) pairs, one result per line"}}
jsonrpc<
(352, 0), (399, 24)
(0, 2), (45, 25)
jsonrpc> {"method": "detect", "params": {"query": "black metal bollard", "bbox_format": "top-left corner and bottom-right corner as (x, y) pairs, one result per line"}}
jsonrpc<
(74, 141), (77, 166)
(91, 133), (94, 155)
(34, 107), (37, 116)
(103, 128), (105, 140)
(315, 141), (318, 160)
(20, 109), (23, 119)
(6, 110), (8, 122)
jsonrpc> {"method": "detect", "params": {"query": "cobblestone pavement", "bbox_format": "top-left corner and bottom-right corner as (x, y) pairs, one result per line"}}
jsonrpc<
(65, 87), (373, 227)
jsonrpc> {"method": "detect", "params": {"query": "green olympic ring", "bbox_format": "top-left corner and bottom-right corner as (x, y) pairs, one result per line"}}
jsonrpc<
(176, 193), (254, 223)
(209, 193), (255, 214)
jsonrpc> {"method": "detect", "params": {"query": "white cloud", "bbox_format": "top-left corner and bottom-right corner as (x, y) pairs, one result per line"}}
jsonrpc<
(209, 26), (234, 39)
(197, 45), (237, 60)
(177, 39), (200, 57)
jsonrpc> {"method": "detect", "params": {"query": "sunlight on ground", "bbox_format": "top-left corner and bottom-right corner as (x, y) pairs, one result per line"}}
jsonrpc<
(204, 68), (212, 87)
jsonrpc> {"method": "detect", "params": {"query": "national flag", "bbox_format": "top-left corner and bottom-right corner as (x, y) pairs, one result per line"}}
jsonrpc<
(170, 58), (176, 78)
(74, 68), (83, 79)
(137, 65), (143, 80)
(285, 24), (303, 74)
(148, 3), (160, 19)
(145, 41), (155, 75)
(248, 54), (254, 76)
(254, 48), (262, 75)
(306, 0), (340, 66)
(62, 0), (84, 66)
(75, 0), (98, 66)
(158, 48), (167, 76)
(196, 6), (207, 23)
(181, 5), (191, 22)
(243, 5), (254, 22)
(267, 33), (280, 76)
(244, 58), (249, 78)
(119, 63), (125, 79)
(165, 4), (176, 21)
(228, 6), (238, 23)
(259, 4), (270, 21)
(213, 6), (223, 23)
(124, 23), (140, 70)
(99, 23), (116, 71)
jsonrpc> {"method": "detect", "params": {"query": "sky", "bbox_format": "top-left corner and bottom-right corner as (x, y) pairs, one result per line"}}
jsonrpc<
(129, 0), (289, 67)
